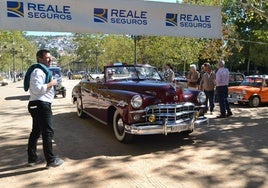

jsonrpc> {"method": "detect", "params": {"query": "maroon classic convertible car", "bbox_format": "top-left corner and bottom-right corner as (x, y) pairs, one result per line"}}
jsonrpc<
(72, 63), (208, 143)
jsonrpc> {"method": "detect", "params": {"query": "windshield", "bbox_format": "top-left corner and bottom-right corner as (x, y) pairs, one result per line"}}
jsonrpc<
(106, 65), (162, 81)
(240, 77), (264, 87)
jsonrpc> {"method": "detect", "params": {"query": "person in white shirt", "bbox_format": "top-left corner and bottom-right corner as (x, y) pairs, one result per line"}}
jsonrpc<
(215, 60), (233, 118)
(25, 49), (64, 168)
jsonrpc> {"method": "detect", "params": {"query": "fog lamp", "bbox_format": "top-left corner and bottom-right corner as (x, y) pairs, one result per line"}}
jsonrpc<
(148, 114), (156, 122)
(133, 114), (141, 121)
(195, 111), (200, 118)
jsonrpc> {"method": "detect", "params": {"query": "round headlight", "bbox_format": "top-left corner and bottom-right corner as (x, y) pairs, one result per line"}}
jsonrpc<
(197, 91), (206, 104)
(131, 95), (142, 108)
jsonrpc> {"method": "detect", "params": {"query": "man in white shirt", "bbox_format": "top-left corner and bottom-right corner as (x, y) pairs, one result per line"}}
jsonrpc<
(215, 60), (233, 118)
(25, 49), (64, 168)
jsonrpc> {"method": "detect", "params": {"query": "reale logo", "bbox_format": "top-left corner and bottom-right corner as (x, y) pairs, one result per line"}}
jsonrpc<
(166, 13), (177, 26)
(7, 1), (24, 18)
(94, 8), (108, 23)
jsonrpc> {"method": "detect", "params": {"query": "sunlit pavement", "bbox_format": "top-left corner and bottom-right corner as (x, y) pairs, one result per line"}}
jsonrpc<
(0, 78), (267, 188)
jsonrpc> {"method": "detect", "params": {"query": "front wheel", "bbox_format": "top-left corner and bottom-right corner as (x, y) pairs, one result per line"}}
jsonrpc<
(249, 96), (260, 107)
(113, 110), (133, 143)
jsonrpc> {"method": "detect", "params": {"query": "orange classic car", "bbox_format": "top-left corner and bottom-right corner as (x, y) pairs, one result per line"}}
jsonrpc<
(228, 75), (268, 107)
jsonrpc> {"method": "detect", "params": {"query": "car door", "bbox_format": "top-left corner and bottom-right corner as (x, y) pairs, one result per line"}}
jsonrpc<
(81, 79), (110, 123)
(81, 80), (99, 118)
(260, 79), (268, 102)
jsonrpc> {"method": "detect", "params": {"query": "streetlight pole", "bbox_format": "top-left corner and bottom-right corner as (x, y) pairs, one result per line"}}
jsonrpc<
(20, 46), (24, 78)
(11, 47), (17, 82)
(134, 36), (137, 65)
(0, 44), (11, 80)
(95, 44), (99, 73)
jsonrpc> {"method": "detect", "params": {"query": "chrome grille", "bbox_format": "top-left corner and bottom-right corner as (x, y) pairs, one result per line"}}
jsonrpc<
(229, 92), (243, 99)
(145, 102), (195, 124)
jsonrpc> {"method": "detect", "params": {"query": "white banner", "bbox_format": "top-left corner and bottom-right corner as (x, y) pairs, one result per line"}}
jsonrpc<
(0, 0), (222, 38)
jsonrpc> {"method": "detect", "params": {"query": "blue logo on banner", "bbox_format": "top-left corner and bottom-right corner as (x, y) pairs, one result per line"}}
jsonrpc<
(166, 13), (177, 26)
(94, 8), (108, 23)
(7, 1), (24, 18)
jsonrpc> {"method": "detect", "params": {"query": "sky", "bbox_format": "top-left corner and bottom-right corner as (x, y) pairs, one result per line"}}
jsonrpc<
(26, 0), (180, 36)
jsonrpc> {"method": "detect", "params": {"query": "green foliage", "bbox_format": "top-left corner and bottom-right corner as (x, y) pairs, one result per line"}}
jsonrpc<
(222, 0), (268, 72)
(0, 31), (37, 73)
(180, 0), (268, 73)
(2, 0), (268, 74)
(182, 0), (221, 6)
(74, 34), (204, 73)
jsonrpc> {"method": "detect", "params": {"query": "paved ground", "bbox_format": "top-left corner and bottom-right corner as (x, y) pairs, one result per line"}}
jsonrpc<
(0, 78), (267, 188)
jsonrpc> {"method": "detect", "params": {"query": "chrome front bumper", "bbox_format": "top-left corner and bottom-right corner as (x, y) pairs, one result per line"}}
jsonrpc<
(228, 97), (248, 103)
(125, 116), (209, 135)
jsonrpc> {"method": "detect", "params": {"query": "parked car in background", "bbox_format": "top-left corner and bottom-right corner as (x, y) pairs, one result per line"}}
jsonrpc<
(71, 71), (84, 79)
(215, 71), (245, 102)
(229, 72), (245, 86)
(72, 63), (208, 143)
(228, 75), (268, 107)
(0, 73), (9, 86)
(174, 72), (187, 88)
(48, 66), (66, 98)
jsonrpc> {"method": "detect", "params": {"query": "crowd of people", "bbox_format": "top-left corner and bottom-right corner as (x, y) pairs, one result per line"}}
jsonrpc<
(162, 60), (233, 119)
(193, 61), (232, 118)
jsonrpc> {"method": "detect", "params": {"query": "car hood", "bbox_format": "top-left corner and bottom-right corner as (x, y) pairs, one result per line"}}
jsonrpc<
(106, 80), (183, 102)
(228, 85), (261, 92)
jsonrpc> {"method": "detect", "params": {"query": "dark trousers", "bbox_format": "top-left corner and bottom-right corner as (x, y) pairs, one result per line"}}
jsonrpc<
(204, 90), (215, 112)
(27, 100), (55, 163)
(216, 86), (231, 116)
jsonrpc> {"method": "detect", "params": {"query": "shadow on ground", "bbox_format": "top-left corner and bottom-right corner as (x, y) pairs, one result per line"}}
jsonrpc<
(1, 101), (267, 187)
(5, 95), (30, 101)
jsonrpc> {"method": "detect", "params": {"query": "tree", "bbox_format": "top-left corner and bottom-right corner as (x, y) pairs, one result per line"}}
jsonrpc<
(224, 0), (268, 73)
(240, 0), (268, 21)
(183, 0), (268, 73)
(0, 31), (37, 75)
(137, 36), (202, 71)
(182, 0), (241, 69)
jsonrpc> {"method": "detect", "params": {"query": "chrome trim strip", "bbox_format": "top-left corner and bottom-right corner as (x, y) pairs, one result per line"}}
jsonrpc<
(130, 109), (146, 114)
(83, 111), (107, 125)
(227, 98), (249, 103)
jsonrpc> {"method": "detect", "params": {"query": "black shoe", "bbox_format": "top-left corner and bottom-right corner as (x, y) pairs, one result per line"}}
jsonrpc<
(46, 158), (64, 169)
(216, 114), (226, 118)
(28, 156), (44, 167)
(227, 111), (233, 117)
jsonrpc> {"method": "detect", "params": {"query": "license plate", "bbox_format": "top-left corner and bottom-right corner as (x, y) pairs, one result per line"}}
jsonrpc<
(171, 124), (189, 132)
